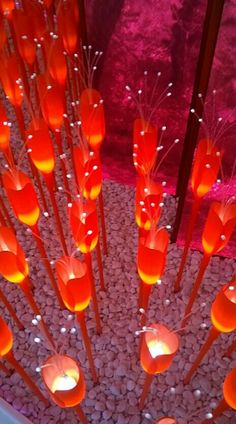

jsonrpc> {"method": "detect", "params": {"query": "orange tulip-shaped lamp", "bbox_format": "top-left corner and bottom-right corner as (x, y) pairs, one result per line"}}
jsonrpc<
(2, 168), (64, 307)
(73, 145), (105, 289)
(0, 0), (14, 18)
(156, 419), (177, 424)
(80, 89), (107, 254)
(46, 37), (67, 87)
(57, 1), (78, 55)
(68, 199), (101, 333)
(26, 120), (68, 255)
(0, 315), (48, 404)
(175, 139), (221, 292)
(201, 368), (236, 423)
(184, 281), (236, 384)
(12, 10), (36, 67)
(135, 176), (163, 238)
(0, 100), (14, 165)
(56, 256), (97, 382)
(0, 54), (23, 110)
(22, 0), (47, 42)
(37, 73), (70, 201)
(0, 226), (55, 347)
(133, 118), (158, 176)
(181, 199), (236, 328)
(80, 89), (105, 151)
(42, 354), (88, 423)
(139, 323), (179, 409)
(137, 228), (169, 325)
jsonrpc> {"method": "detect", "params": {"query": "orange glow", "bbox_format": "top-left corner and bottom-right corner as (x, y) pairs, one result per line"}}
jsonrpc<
(191, 139), (221, 198)
(157, 419), (177, 424)
(42, 354), (85, 408)
(80, 89), (105, 150)
(68, 199), (98, 253)
(12, 10), (36, 66)
(137, 228), (169, 284)
(140, 323), (179, 375)
(135, 176), (163, 230)
(46, 37), (67, 86)
(223, 368), (236, 410)
(37, 74), (65, 130)
(0, 55), (23, 107)
(57, 1), (78, 55)
(0, 101), (10, 151)
(56, 256), (91, 312)
(211, 282), (236, 333)
(73, 146), (102, 200)
(0, 316), (13, 357)
(0, 227), (28, 283)
(133, 118), (158, 175)
(202, 201), (236, 255)
(0, 15), (7, 49)
(26, 119), (55, 174)
(2, 169), (40, 226)
(42, 0), (52, 8)
(22, 0), (46, 40)
(0, 0), (14, 16)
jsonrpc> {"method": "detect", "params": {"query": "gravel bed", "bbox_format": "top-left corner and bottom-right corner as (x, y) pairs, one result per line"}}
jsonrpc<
(0, 178), (235, 424)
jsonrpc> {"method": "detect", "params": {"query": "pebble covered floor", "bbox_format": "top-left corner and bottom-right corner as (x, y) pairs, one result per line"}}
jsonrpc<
(0, 179), (235, 424)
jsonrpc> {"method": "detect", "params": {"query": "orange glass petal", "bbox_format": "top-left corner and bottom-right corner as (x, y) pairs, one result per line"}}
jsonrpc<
(191, 139), (221, 198)
(0, 226), (28, 283)
(133, 118), (158, 175)
(37, 74), (65, 130)
(211, 282), (236, 333)
(42, 355), (86, 408)
(2, 169), (40, 226)
(223, 368), (236, 410)
(57, 2), (78, 55)
(73, 146), (102, 200)
(56, 256), (91, 312)
(0, 101), (10, 151)
(69, 199), (98, 253)
(156, 418), (177, 424)
(0, 54), (23, 106)
(140, 323), (179, 375)
(137, 228), (169, 284)
(0, 0), (14, 16)
(26, 119), (55, 174)
(46, 37), (67, 86)
(23, 0), (46, 40)
(0, 15), (7, 49)
(80, 89), (105, 150)
(0, 316), (13, 357)
(135, 176), (163, 230)
(202, 201), (236, 255)
(12, 10), (36, 65)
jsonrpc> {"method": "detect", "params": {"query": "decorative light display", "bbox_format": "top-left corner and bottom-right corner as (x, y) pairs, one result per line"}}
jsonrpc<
(0, 1), (234, 422)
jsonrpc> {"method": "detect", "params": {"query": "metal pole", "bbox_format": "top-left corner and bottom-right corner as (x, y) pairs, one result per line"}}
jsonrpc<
(171, 0), (225, 243)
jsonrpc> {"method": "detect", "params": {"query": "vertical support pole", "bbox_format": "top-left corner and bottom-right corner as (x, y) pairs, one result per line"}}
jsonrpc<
(171, 0), (225, 243)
